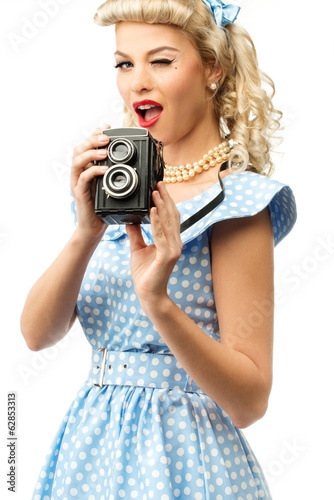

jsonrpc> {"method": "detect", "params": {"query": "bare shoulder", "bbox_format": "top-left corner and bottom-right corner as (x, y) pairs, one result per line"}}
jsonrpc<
(210, 209), (274, 300)
(210, 208), (274, 361)
(211, 208), (273, 249)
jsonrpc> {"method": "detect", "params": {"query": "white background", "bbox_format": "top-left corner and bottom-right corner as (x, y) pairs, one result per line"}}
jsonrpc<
(1, 1), (333, 498)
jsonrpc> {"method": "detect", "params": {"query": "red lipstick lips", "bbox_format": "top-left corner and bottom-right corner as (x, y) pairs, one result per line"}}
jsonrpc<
(133, 100), (163, 128)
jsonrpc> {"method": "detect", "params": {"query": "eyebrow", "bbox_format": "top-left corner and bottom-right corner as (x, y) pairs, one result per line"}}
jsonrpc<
(114, 46), (180, 58)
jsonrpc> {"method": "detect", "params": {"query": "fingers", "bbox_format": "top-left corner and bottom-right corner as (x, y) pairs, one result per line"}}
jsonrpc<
(151, 183), (182, 258)
(71, 125), (111, 190)
(73, 127), (110, 161)
(153, 182), (181, 230)
(126, 224), (146, 253)
(76, 164), (108, 192)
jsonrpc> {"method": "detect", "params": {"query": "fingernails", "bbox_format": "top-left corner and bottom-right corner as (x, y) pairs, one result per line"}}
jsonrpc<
(97, 134), (109, 143)
(97, 149), (107, 157)
(152, 190), (161, 200)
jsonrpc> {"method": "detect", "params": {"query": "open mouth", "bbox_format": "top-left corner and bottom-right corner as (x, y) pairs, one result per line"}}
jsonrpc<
(137, 104), (162, 121)
(133, 100), (163, 126)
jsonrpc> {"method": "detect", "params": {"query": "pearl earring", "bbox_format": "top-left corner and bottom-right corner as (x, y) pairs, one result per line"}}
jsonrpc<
(209, 82), (218, 91)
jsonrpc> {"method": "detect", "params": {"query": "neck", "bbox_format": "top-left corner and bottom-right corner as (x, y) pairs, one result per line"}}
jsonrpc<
(162, 126), (223, 167)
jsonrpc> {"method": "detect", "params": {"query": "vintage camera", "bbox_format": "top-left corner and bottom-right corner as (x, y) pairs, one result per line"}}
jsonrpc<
(95, 127), (164, 225)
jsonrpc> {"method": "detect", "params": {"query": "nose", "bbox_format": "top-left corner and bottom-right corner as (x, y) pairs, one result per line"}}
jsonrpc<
(130, 65), (153, 94)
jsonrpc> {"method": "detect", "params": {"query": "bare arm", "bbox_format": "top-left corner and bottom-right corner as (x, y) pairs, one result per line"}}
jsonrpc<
(127, 183), (274, 428)
(20, 230), (103, 351)
(20, 127), (110, 351)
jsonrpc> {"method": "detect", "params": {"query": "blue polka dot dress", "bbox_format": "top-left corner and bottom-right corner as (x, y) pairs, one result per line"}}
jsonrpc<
(33, 172), (296, 500)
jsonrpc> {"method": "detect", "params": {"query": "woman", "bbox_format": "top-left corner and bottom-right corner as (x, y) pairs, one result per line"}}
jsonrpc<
(21, 0), (297, 498)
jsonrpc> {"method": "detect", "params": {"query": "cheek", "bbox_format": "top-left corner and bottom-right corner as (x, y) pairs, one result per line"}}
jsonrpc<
(170, 73), (206, 111)
(116, 79), (137, 122)
(116, 75), (128, 102)
(170, 60), (206, 100)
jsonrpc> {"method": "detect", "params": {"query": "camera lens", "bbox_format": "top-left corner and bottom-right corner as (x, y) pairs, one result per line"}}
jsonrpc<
(108, 138), (136, 164)
(102, 164), (139, 199)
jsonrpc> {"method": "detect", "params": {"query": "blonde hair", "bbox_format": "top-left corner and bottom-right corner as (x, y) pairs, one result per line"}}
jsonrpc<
(94, 0), (282, 176)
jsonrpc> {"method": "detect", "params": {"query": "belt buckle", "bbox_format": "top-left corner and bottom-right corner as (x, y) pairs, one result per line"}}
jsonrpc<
(94, 347), (108, 387)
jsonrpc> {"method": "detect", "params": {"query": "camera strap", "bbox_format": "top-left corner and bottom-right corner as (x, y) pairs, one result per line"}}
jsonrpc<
(180, 161), (228, 233)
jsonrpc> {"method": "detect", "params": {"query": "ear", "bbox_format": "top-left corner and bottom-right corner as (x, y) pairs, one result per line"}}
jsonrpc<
(205, 65), (224, 87)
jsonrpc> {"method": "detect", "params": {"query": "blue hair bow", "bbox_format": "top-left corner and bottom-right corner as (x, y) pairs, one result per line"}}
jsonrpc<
(202, 0), (240, 27)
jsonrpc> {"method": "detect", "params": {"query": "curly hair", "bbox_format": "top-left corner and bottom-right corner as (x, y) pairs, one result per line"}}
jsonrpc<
(94, 0), (282, 176)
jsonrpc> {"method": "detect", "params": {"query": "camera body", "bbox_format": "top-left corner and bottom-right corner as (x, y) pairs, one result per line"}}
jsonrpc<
(95, 127), (164, 225)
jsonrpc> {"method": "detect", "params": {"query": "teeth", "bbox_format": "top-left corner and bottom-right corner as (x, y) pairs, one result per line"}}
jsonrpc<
(138, 104), (156, 110)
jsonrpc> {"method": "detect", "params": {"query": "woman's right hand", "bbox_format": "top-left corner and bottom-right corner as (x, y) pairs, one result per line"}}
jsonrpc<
(70, 125), (111, 238)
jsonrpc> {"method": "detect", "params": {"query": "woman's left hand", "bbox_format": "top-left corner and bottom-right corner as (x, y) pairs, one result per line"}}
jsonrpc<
(126, 182), (182, 306)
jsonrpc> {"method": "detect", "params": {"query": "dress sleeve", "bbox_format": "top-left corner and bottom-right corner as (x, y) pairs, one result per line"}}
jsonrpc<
(70, 172), (297, 246)
(179, 172), (297, 247)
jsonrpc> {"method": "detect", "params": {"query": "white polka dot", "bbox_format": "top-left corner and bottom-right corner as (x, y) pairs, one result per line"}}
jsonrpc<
(34, 172), (295, 499)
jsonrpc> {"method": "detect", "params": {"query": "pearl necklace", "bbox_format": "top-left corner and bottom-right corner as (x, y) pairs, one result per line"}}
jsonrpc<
(163, 140), (230, 183)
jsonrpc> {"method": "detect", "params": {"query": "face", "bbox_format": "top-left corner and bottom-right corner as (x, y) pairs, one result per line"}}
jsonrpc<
(114, 22), (218, 149)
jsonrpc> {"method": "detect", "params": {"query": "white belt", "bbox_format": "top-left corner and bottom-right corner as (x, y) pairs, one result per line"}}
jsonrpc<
(89, 348), (203, 394)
